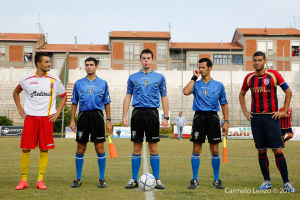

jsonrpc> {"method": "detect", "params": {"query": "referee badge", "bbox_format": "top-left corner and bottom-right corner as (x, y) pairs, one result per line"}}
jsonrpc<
(144, 80), (148, 87)
(89, 88), (93, 95)
(195, 132), (199, 139)
(78, 131), (83, 139)
(203, 90), (208, 96)
(132, 131), (136, 138)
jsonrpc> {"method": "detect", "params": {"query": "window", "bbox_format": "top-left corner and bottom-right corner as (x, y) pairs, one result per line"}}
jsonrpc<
(172, 62), (186, 70)
(171, 50), (186, 60)
(99, 57), (110, 68)
(158, 44), (166, 60)
(125, 64), (139, 70)
(125, 43), (133, 59)
(56, 57), (65, 69)
(267, 61), (273, 69)
(291, 62), (300, 71)
(232, 55), (243, 65)
(134, 44), (140, 55)
(0, 45), (5, 57)
(24, 46), (33, 62)
(189, 55), (198, 70)
(157, 64), (166, 70)
(213, 54), (243, 65)
(291, 41), (299, 57)
(257, 40), (273, 53)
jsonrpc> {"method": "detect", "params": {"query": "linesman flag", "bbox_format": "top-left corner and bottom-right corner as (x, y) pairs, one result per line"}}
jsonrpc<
(223, 134), (227, 163)
(108, 135), (118, 159)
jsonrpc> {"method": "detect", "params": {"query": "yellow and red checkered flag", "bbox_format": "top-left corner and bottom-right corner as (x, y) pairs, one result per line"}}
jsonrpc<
(108, 135), (118, 159)
(223, 134), (227, 163)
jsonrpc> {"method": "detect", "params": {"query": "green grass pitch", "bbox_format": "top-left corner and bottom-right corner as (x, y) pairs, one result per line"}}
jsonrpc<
(0, 138), (299, 200)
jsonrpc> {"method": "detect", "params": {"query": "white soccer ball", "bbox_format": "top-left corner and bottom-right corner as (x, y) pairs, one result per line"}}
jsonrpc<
(138, 173), (156, 191)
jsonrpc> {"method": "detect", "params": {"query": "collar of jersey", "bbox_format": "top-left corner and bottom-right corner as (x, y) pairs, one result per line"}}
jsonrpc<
(140, 69), (153, 75)
(200, 78), (212, 84)
(85, 75), (99, 82)
(34, 72), (48, 78)
(255, 69), (267, 76)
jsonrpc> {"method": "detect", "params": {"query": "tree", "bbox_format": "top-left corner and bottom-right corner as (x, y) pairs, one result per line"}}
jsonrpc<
(0, 116), (14, 126)
(53, 105), (77, 134)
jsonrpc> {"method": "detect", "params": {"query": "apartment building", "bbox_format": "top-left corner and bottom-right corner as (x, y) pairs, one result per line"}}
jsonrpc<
(36, 43), (110, 69)
(109, 31), (171, 70)
(0, 33), (45, 68)
(2, 28), (300, 71)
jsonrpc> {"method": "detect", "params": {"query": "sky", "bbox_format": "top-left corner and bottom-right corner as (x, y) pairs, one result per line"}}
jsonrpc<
(1, 0), (300, 45)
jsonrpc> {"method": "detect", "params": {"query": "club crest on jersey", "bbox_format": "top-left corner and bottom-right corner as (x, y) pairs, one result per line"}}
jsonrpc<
(263, 79), (270, 85)
(89, 88), (93, 95)
(132, 131), (136, 138)
(144, 80), (148, 87)
(203, 90), (208, 96)
(78, 131), (83, 139)
(50, 82), (54, 89)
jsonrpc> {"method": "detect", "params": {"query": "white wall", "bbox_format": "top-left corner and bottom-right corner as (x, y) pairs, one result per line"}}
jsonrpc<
(68, 68), (300, 85)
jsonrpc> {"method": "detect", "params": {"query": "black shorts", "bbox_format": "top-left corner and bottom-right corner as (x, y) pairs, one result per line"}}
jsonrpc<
(76, 110), (106, 143)
(130, 107), (160, 143)
(190, 111), (222, 144)
(251, 114), (283, 150)
(281, 128), (293, 136)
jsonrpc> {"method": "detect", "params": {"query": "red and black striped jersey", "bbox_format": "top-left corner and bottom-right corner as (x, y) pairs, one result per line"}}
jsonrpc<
(279, 107), (292, 128)
(241, 69), (285, 113)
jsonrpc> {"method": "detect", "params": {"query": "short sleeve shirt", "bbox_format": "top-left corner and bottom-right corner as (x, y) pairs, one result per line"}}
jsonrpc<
(126, 70), (167, 108)
(17, 72), (66, 116)
(190, 78), (227, 112)
(71, 76), (111, 111)
(241, 69), (287, 113)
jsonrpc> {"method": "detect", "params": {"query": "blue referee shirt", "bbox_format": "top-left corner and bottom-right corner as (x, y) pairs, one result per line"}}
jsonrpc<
(127, 70), (167, 108)
(190, 78), (227, 112)
(71, 76), (111, 111)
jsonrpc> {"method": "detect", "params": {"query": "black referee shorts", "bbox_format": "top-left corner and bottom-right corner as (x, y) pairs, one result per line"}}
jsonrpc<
(130, 107), (160, 143)
(76, 110), (106, 143)
(190, 111), (222, 144)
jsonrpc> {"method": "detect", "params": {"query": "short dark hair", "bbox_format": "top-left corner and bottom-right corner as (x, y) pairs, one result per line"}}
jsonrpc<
(199, 58), (213, 67)
(140, 48), (153, 59)
(253, 51), (266, 59)
(85, 57), (98, 66)
(34, 52), (49, 66)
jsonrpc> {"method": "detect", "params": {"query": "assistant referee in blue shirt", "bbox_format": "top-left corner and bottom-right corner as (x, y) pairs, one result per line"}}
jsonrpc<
(69, 57), (112, 188)
(123, 48), (169, 189)
(183, 58), (229, 190)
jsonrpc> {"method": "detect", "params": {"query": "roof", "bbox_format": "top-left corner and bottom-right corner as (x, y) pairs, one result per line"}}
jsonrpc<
(110, 31), (170, 39)
(237, 28), (300, 35)
(0, 33), (43, 41)
(36, 44), (109, 53)
(170, 42), (243, 50)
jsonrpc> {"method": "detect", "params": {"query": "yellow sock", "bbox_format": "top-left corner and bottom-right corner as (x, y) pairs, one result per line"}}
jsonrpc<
(21, 152), (30, 182)
(38, 151), (48, 181)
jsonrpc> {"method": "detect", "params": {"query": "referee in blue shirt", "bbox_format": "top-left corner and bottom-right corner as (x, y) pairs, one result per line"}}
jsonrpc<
(183, 58), (229, 190)
(123, 49), (169, 189)
(69, 57), (112, 188)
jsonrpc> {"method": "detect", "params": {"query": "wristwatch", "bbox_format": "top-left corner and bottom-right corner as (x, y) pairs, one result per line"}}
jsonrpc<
(106, 118), (111, 121)
(224, 120), (229, 123)
(164, 116), (169, 120)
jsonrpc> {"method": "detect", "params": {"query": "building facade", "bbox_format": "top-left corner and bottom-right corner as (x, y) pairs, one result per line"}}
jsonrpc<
(1, 28), (300, 71)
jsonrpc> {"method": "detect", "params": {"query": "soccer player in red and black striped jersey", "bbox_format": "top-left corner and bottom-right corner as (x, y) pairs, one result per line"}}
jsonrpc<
(279, 107), (293, 144)
(239, 51), (295, 192)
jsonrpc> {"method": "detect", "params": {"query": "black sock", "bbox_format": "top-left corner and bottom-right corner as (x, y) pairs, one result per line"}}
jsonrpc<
(275, 153), (289, 183)
(258, 152), (270, 181)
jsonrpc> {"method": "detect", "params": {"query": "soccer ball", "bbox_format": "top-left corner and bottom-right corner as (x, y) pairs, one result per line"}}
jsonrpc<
(138, 173), (156, 191)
